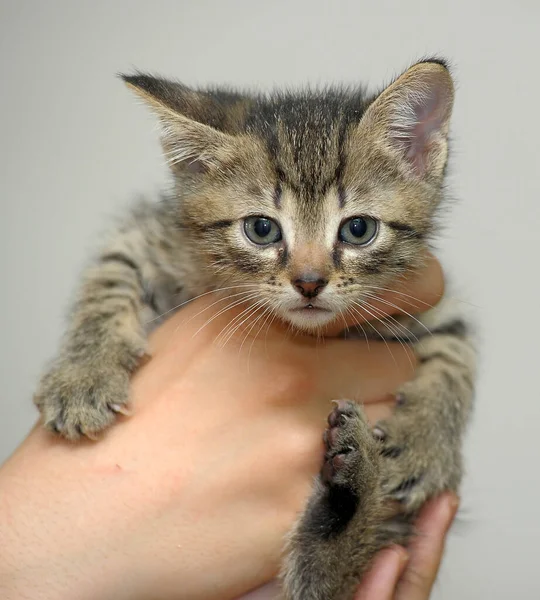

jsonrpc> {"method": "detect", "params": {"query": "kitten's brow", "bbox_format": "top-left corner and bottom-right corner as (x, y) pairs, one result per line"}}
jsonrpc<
(386, 221), (423, 239)
(191, 219), (235, 232)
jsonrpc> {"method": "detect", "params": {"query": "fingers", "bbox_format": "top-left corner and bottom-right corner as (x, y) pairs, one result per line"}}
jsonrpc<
(353, 493), (458, 600)
(354, 546), (409, 600)
(314, 338), (416, 404)
(395, 492), (459, 600)
(243, 492), (456, 600)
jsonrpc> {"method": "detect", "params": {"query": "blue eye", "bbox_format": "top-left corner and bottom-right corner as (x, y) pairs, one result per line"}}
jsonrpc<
(244, 217), (282, 245)
(339, 217), (378, 245)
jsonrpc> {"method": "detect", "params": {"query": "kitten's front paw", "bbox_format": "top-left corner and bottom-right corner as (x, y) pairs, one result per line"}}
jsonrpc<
(35, 360), (133, 440)
(374, 397), (460, 509)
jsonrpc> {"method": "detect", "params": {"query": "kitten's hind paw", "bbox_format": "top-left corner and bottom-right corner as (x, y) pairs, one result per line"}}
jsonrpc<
(281, 401), (383, 599)
(321, 400), (380, 498)
(35, 361), (133, 441)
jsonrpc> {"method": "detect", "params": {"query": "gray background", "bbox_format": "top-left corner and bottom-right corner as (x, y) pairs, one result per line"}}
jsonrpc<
(1, 1), (539, 598)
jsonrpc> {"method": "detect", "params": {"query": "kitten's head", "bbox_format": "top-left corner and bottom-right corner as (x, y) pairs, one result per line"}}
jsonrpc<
(123, 60), (453, 331)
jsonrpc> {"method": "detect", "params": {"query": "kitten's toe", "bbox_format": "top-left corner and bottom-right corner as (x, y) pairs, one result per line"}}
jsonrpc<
(373, 409), (449, 509)
(373, 418), (420, 501)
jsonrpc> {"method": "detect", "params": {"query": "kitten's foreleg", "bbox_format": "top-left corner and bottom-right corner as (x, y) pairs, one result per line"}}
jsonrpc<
(373, 322), (476, 509)
(35, 204), (182, 439)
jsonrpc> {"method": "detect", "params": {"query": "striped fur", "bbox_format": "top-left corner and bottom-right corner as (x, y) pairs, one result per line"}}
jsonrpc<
(34, 59), (476, 599)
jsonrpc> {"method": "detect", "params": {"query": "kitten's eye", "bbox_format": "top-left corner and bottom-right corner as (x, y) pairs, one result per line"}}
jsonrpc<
(244, 217), (282, 245)
(339, 217), (378, 245)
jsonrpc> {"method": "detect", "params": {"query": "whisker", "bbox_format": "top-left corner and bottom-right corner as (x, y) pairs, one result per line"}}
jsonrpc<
(145, 283), (260, 324)
(217, 299), (268, 348)
(361, 294), (422, 344)
(191, 293), (261, 339)
(343, 306), (371, 351)
(215, 303), (259, 347)
(361, 285), (433, 310)
(348, 302), (399, 368)
(246, 305), (274, 369)
(239, 302), (272, 357)
(254, 305), (276, 355)
(363, 284), (480, 310)
(263, 307), (280, 355)
(355, 301), (415, 370)
(361, 292), (433, 337)
(186, 289), (261, 326)
(216, 300), (266, 347)
(336, 309), (350, 334)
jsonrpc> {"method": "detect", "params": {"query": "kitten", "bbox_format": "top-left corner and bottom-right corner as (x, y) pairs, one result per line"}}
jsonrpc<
(35, 59), (476, 599)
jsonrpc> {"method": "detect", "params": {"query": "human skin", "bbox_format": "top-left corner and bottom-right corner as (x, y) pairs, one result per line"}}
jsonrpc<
(0, 255), (447, 600)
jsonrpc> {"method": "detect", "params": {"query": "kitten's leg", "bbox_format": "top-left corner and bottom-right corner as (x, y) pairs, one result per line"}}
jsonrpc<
(282, 401), (402, 600)
(282, 303), (476, 600)
(373, 313), (476, 510)
(34, 201), (187, 440)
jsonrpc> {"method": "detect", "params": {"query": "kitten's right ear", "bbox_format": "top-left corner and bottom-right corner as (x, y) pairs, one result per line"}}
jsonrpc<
(121, 73), (237, 173)
(358, 60), (454, 179)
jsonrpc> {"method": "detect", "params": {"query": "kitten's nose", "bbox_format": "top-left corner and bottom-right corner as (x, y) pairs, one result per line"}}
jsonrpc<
(293, 274), (328, 299)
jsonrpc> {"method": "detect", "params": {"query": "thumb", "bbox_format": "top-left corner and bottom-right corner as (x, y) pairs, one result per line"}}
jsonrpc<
(396, 492), (459, 600)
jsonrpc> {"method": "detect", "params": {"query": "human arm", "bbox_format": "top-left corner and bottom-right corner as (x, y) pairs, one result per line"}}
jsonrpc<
(0, 255), (444, 600)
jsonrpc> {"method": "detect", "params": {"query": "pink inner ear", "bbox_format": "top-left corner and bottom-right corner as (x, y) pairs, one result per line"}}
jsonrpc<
(392, 85), (448, 176)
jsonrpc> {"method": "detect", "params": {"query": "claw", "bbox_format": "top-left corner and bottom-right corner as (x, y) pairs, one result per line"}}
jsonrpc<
(331, 399), (350, 411)
(137, 351), (152, 368)
(373, 426), (387, 441)
(395, 393), (406, 406)
(49, 421), (62, 435)
(109, 403), (132, 417)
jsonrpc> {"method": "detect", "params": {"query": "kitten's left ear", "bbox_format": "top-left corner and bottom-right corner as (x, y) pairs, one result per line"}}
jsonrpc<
(360, 60), (454, 179)
(120, 73), (239, 173)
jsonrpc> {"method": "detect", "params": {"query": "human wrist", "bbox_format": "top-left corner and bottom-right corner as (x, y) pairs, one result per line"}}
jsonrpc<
(0, 432), (125, 600)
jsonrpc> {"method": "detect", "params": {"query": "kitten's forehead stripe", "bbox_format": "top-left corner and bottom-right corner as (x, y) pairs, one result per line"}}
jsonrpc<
(273, 183), (282, 208)
(338, 185), (346, 208)
(243, 88), (368, 206)
(334, 116), (349, 204)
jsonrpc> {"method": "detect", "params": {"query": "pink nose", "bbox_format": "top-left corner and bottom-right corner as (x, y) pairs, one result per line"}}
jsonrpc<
(293, 275), (328, 298)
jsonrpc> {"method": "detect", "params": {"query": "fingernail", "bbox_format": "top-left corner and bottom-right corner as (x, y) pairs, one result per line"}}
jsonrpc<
(447, 492), (460, 513)
(443, 492), (460, 529)
(390, 545), (409, 569)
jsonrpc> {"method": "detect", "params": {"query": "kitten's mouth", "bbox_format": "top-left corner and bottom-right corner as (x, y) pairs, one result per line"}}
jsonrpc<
(292, 304), (331, 312)
(284, 302), (336, 330)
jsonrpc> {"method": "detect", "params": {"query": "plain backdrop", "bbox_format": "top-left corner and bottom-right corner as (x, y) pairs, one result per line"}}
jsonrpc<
(1, 1), (539, 598)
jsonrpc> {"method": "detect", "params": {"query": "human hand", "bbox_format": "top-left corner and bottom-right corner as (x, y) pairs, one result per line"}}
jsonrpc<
(242, 491), (458, 600)
(354, 492), (459, 600)
(0, 254), (443, 600)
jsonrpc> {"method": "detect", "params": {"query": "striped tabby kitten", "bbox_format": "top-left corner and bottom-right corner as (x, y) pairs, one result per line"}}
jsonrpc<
(35, 59), (476, 599)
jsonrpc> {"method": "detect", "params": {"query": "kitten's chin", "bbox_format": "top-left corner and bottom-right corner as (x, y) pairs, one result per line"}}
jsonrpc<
(283, 307), (337, 331)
